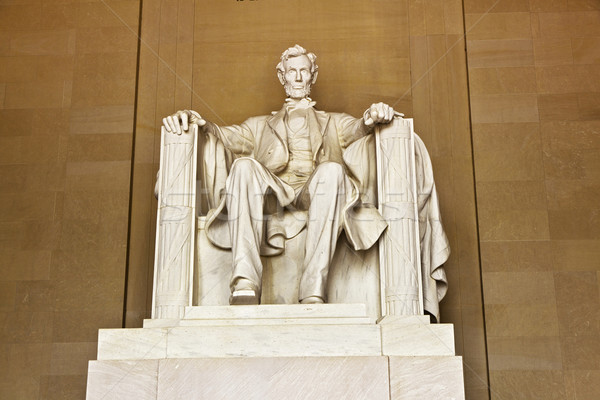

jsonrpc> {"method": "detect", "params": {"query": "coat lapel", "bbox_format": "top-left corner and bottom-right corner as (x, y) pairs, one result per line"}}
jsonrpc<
(307, 108), (329, 160)
(267, 107), (288, 151)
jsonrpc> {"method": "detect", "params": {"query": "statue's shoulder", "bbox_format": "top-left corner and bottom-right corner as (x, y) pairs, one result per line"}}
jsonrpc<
(240, 114), (272, 127)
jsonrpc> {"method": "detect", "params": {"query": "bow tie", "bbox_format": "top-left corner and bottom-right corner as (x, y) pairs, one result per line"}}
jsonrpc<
(285, 97), (316, 111)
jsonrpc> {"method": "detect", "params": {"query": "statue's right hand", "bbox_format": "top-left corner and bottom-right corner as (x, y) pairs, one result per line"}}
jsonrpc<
(162, 110), (206, 135)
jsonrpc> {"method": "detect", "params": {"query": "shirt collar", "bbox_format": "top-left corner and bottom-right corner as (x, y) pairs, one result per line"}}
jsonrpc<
(285, 97), (316, 111)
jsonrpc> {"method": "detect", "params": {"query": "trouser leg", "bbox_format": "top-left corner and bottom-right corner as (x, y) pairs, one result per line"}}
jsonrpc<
(298, 162), (352, 301)
(225, 158), (269, 292)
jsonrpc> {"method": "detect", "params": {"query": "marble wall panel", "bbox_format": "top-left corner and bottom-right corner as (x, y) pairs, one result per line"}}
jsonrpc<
(466, 3), (600, 399)
(471, 94), (540, 123)
(468, 67), (537, 94)
(50, 342), (97, 375)
(0, 282), (16, 312)
(578, 93), (600, 120)
(464, 0), (530, 13)
(550, 240), (600, 271)
(8, 30), (75, 56)
(487, 336), (563, 371)
(536, 65), (600, 93)
(39, 374), (87, 400)
(572, 37), (600, 64)
(480, 241), (553, 272)
(565, 370), (600, 400)
(529, 0), (568, 12)
(533, 38), (573, 66)
(561, 335), (600, 370)
(52, 310), (122, 343)
(483, 271), (556, 305)
(0, 2), (141, 399)
(0, 376), (40, 400)
(466, 12), (532, 39)
(484, 304), (560, 337)
(157, 357), (389, 400)
(467, 39), (534, 68)
(87, 360), (158, 400)
(389, 356), (465, 400)
(554, 271), (600, 337)
(489, 370), (566, 400)
(472, 122), (545, 181)
(538, 93), (580, 120)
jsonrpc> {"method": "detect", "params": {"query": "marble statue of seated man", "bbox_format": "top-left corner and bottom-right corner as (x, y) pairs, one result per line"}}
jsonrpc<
(162, 44), (397, 306)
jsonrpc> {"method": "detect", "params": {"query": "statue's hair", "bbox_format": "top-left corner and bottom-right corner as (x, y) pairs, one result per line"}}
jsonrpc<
(276, 44), (318, 75)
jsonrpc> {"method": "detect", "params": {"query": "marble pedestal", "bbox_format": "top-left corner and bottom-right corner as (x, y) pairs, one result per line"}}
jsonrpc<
(86, 304), (465, 400)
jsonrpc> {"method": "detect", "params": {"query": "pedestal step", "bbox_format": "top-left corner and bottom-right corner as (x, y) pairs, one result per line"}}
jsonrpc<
(98, 305), (456, 360)
(87, 356), (466, 400)
(143, 304), (375, 328)
(98, 324), (381, 360)
(89, 305), (465, 399)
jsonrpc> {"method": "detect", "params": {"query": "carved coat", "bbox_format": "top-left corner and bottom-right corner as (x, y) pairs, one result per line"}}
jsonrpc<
(199, 105), (449, 321)
(202, 105), (388, 255)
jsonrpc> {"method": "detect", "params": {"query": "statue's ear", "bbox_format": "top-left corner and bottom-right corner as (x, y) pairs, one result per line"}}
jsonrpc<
(277, 70), (286, 86)
(311, 71), (318, 85)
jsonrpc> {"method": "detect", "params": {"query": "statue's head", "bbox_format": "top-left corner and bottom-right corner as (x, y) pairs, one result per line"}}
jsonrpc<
(276, 44), (318, 99)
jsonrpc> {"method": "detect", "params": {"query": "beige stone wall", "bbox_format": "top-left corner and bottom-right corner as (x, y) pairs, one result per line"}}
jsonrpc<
(1, 0), (597, 399)
(0, 1), (140, 398)
(464, 0), (600, 398)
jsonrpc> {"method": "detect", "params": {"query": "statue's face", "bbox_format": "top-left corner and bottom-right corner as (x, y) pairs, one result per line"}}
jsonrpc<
(282, 55), (313, 99)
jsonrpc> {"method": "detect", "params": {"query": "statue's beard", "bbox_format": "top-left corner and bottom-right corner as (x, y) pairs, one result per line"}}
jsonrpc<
(284, 83), (311, 99)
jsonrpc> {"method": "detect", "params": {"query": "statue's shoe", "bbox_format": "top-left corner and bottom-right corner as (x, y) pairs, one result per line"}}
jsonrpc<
(300, 296), (324, 304)
(229, 289), (259, 305)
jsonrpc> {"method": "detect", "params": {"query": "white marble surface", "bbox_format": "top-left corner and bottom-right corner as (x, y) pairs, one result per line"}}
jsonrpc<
(194, 221), (232, 306)
(153, 125), (197, 319)
(177, 316), (374, 326)
(99, 305), (460, 360)
(183, 303), (368, 319)
(88, 315), (465, 398)
(376, 118), (423, 316)
(196, 223), (382, 320)
(378, 315), (432, 325)
(143, 318), (181, 328)
(157, 357), (389, 400)
(381, 322), (456, 356)
(97, 328), (167, 360)
(86, 359), (158, 400)
(166, 324), (381, 358)
(86, 355), (466, 400)
(389, 356), (465, 400)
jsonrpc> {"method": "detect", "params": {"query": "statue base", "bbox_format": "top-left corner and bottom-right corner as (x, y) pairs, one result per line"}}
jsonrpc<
(86, 304), (465, 399)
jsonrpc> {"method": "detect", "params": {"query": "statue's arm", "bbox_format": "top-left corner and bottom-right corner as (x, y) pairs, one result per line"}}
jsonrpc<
(162, 110), (254, 156)
(337, 102), (398, 148)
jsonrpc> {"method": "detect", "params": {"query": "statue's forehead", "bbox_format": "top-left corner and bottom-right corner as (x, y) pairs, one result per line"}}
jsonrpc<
(283, 55), (312, 70)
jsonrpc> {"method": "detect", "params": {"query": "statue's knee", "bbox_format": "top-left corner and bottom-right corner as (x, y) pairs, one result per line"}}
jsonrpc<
(229, 158), (259, 179)
(314, 162), (345, 183)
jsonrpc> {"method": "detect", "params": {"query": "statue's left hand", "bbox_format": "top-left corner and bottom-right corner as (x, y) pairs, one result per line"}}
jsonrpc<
(363, 102), (398, 126)
(162, 110), (206, 135)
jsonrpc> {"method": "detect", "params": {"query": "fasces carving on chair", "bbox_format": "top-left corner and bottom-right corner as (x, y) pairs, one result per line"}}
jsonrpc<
(154, 45), (449, 321)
